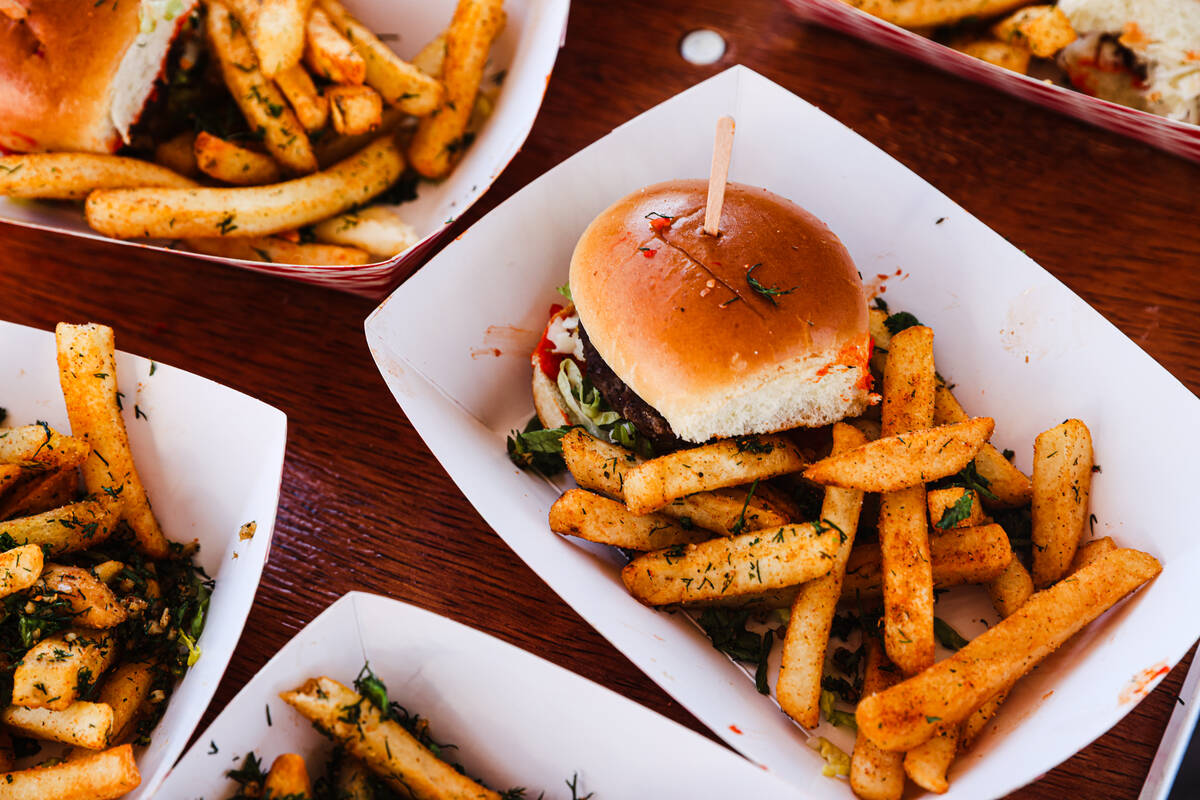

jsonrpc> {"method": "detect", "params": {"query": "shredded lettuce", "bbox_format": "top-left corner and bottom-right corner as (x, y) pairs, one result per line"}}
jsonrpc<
(557, 359), (620, 437)
(807, 737), (851, 777)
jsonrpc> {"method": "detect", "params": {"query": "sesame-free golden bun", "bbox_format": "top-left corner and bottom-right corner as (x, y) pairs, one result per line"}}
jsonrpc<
(568, 179), (872, 443)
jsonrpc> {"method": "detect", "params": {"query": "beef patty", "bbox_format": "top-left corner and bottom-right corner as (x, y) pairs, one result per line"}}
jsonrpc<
(579, 323), (685, 452)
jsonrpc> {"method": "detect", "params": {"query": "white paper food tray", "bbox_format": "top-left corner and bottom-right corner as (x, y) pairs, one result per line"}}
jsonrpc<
(160, 591), (808, 798)
(364, 65), (1200, 798)
(0, 319), (286, 799)
(0, 0), (570, 296)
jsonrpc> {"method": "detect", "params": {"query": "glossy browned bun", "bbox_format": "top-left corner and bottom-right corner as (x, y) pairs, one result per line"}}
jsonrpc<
(569, 179), (871, 443)
(0, 1), (193, 153)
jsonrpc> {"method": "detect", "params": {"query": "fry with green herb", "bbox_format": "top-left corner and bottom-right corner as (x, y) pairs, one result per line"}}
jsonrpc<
(550, 489), (712, 550)
(1031, 419), (1094, 588)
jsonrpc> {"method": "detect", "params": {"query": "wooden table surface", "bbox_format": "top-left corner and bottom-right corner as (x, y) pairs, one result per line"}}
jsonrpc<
(2, 1), (1198, 797)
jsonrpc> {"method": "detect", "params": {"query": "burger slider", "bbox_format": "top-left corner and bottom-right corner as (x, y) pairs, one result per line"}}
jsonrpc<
(528, 179), (874, 455)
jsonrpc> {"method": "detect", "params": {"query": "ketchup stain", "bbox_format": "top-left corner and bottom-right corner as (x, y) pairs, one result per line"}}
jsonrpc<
(729, 725), (743, 735)
(1118, 662), (1170, 704)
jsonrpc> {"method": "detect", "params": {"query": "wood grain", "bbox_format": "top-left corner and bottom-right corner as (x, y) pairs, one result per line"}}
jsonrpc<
(0, 0), (1197, 797)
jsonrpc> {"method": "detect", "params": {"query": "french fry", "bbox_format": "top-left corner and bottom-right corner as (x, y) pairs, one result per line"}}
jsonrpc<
(927, 487), (983, 530)
(40, 565), (127, 628)
(275, 64), (330, 132)
(987, 558), (1034, 618)
(2, 701), (114, 749)
(0, 154), (194, 200)
(153, 131), (200, 178)
(327, 84), (384, 136)
(841, 0), (1032, 29)
(316, 0), (444, 114)
(98, 662), (155, 744)
(0, 465), (21, 500)
(960, 691), (1007, 750)
(206, 0), (319, 175)
(251, 0), (312, 76)
(904, 721), (957, 794)
(264, 753), (312, 798)
(559, 429), (788, 534)
(0, 544), (43, 598)
(0, 744), (139, 800)
(184, 236), (371, 265)
(778, 423), (866, 728)
(408, 0), (505, 178)
(314, 105), (409, 167)
(56, 324), (168, 559)
(1031, 419), (1093, 588)
(950, 37), (1033, 74)
(993, 5), (1076, 57)
(857, 548), (1161, 751)
(336, 756), (375, 800)
(621, 521), (838, 606)
(623, 435), (805, 515)
(934, 385), (1032, 508)
(412, 31), (447, 77)
(549, 489), (712, 550)
(878, 325), (936, 676)
(0, 468), (80, 520)
(193, 131), (282, 186)
(312, 206), (417, 259)
(305, 6), (366, 84)
(281, 676), (501, 800)
(850, 637), (906, 800)
(868, 306), (890, 375)
(1071, 536), (1117, 573)
(86, 136), (404, 240)
(0, 497), (119, 555)
(802, 417), (994, 493)
(842, 524), (1013, 600)
(0, 424), (89, 468)
(12, 630), (118, 711)
(0, 0), (27, 21)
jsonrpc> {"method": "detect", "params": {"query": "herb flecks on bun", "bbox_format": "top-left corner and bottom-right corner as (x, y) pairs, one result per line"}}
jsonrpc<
(567, 179), (873, 445)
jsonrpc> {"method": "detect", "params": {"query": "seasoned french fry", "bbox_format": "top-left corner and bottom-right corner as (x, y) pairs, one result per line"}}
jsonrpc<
(184, 236), (371, 265)
(265, 753), (312, 798)
(877, 325), (936, 676)
(0, 425), (89, 469)
(0, 744), (139, 799)
(851, 637), (906, 800)
(408, 0), (505, 178)
(951, 37), (1033, 74)
(0, 153), (194, 200)
(314, 105), (409, 167)
(1031, 419), (1093, 588)
(857, 548), (1161, 751)
(0, 544), (42, 598)
(56, 324), (168, 559)
(803, 417), (993, 493)
(316, 0), (444, 114)
(312, 206), (417, 259)
(549, 489), (712, 550)
(778, 423), (866, 728)
(0, 497), (119, 555)
(327, 84), (384, 136)
(336, 756), (375, 800)
(621, 521), (838, 606)
(843, 523), (1013, 601)
(12, 630), (118, 711)
(40, 565), (127, 628)
(841, 0), (1032, 29)
(251, 0), (312, 76)
(2, 701), (114, 749)
(960, 691), (1007, 750)
(206, 0), (318, 175)
(193, 131), (282, 186)
(904, 722), (957, 793)
(305, 6), (366, 84)
(87, 137), (404, 240)
(282, 676), (501, 800)
(0, 468), (79, 520)
(153, 131), (200, 178)
(927, 487), (983, 530)
(987, 558), (1034, 618)
(623, 435), (805, 515)
(934, 385), (1032, 508)
(1071, 536), (1117, 573)
(98, 662), (155, 744)
(412, 31), (447, 77)
(993, 5), (1076, 57)
(868, 306), (891, 375)
(559, 429), (788, 535)
(0, 465), (21, 500)
(276, 64), (330, 132)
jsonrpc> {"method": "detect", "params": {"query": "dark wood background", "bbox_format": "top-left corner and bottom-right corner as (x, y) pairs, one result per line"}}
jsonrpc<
(2, 1), (1198, 797)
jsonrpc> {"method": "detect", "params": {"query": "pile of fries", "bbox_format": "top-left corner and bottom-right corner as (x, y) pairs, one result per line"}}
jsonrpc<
(0, 323), (212, 800)
(541, 303), (1161, 798)
(842, 1), (1080, 76)
(0, 0), (506, 266)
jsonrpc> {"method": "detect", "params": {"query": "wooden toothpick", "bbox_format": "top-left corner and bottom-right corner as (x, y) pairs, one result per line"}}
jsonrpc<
(704, 115), (735, 237)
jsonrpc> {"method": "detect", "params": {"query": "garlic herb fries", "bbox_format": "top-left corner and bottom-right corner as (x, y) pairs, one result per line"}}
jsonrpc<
(519, 300), (1161, 798)
(0, 323), (213, 800)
